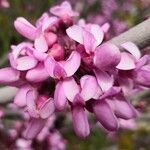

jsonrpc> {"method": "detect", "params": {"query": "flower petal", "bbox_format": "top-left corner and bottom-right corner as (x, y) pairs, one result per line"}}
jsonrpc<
(16, 56), (38, 71)
(26, 63), (49, 83)
(135, 69), (150, 87)
(80, 75), (99, 101)
(93, 100), (119, 131)
(118, 78), (134, 95)
(34, 35), (48, 53)
(116, 52), (136, 70)
(72, 106), (90, 138)
(136, 55), (149, 70)
(50, 1), (79, 17)
(0, 67), (20, 84)
(14, 85), (31, 107)
(66, 25), (83, 44)
(54, 81), (67, 110)
(62, 77), (80, 102)
(39, 98), (55, 119)
(83, 30), (96, 54)
(94, 43), (121, 71)
(121, 42), (141, 60)
(42, 16), (58, 32)
(94, 69), (114, 92)
(113, 96), (137, 119)
(101, 23), (110, 33)
(63, 51), (81, 77)
(14, 17), (37, 40)
(23, 118), (46, 139)
(100, 86), (121, 99)
(44, 56), (56, 78)
(90, 24), (104, 46)
(33, 50), (48, 61)
(26, 89), (39, 118)
(53, 63), (66, 79)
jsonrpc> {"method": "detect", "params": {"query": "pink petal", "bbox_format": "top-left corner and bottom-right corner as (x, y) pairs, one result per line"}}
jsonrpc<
(93, 100), (119, 131)
(136, 55), (149, 70)
(113, 96), (137, 119)
(101, 23), (110, 33)
(93, 87), (102, 99)
(80, 75), (99, 101)
(94, 43), (121, 71)
(11, 42), (30, 60)
(119, 119), (137, 130)
(72, 106), (90, 138)
(36, 12), (49, 27)
(118, 78), (134, 95)
(54, 81), (67, 110)
(48, 44), (64, 61)
(23, 118), (46, 139)
(135, 69), (150, 87)
(33, 50), (48, 61)
(42, 16), (58, 32)
(34, 35), (48, 52)
(44, 56), (56, 78)
(50, 1), (79, 17)
(63, 51), (81, 77)
(62, 77), (80, 102)
(14, 85), (31, 107)
(26, 63), (49, 83)
(66, 25), (83, 44)
(116, 52), (136, 70)
(121, 42), (141, 60)
(8, 53), (17, 69)
(16, 56), (38, 71)
(53, 63), (66, 79)
(83, 30), (96, 54)
(90, 24), (104, 46)
(0, 67), (20, 84)
(44, 32), (58, 47)
(14, 17), (37, 40)
(100, 86), (121, 99)
(94, 69), (114, 92)
(26, 89), (39, 118)
(39, 98), (55, 119)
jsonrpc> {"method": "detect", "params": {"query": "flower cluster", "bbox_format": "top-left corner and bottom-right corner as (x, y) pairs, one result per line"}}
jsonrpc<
(0, 1), (149, 139)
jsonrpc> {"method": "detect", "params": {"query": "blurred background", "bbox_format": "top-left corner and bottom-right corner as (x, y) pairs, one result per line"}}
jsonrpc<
(0, 0), (150, 149)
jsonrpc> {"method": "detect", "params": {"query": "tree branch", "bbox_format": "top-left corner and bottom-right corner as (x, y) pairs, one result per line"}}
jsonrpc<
(0, 19), (150, 103)
(108, 18), (150, 49)
(0, 86), (18, 103)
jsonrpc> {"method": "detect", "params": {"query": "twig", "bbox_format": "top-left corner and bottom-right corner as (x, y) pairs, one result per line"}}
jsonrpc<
(0, 86), (18, 103)
(108, 18), (150, 49)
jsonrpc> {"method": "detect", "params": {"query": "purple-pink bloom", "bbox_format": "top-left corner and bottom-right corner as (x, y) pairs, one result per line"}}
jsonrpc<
(50, 1), (79, 18)
(45, 51), (81, 79)
(0, 1), (148, 140)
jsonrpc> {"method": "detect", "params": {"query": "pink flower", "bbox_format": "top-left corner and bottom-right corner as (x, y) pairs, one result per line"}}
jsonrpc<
(9, 42), (38, 71)
(14, 16), (58, 55)
(92, 92), (137, 131)
(54, 75), (100, 138)
(50, 1), (79, 18)
(66, 24), (104, 54)
(45, 51), (81, 79)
